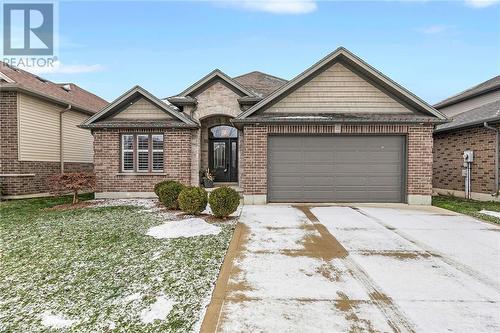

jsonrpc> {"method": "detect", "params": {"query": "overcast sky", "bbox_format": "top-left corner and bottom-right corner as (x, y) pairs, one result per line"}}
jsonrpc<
(23, 0), (500, 104)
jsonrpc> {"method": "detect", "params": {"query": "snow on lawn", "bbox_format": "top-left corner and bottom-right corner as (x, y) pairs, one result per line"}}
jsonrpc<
(139, 294), (175, 324)
(0, 197), (235, 332)
(40, 312), (77, 329)
(480, 209), (500, 218)
(147, 218), (221, 239)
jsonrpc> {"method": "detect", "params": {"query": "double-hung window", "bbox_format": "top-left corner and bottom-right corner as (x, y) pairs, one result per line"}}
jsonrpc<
(121, 134), (164, 173)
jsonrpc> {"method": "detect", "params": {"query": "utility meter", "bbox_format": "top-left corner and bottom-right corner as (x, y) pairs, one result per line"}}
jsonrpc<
(463, 150), (474, 162)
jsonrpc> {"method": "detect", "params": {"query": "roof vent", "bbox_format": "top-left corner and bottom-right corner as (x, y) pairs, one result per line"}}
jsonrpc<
(61, 84), (71, 91)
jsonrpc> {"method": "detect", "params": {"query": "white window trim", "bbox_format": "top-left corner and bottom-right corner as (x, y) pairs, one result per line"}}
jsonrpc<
(136, 134), (149, 173)
(121, 134), (134, 172)
(152, 134), (164, 172)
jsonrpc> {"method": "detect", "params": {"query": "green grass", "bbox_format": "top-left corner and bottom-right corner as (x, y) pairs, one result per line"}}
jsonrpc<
(0, 195), (234, 332)
(432, 195), (500, 224)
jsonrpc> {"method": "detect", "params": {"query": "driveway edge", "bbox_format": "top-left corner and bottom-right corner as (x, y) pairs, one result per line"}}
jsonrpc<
(199, 222), (245, 333)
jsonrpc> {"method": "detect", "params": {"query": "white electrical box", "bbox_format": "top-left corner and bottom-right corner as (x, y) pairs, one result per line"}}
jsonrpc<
(462, 169), (467, 177)
(463, 150), (474, 162)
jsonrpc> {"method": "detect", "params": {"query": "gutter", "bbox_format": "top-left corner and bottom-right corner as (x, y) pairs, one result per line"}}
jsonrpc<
(484, 121), (499, 196)
(60, 105), (72, 172)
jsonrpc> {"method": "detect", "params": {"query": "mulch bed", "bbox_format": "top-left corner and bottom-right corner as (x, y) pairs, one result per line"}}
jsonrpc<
(43, 201), (93, 211)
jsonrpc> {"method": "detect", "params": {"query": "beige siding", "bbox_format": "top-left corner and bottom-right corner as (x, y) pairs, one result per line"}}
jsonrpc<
(18, 93), (61, 161)
(112, 97), (172, 120)
(264, 62), (412, 114)
(18, 93), (93, 163)
(438, 90), (500, 117)
(62, 111), (93, 163)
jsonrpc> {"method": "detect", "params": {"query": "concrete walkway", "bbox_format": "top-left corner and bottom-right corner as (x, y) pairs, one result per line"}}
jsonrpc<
(202, 204), (500, 333)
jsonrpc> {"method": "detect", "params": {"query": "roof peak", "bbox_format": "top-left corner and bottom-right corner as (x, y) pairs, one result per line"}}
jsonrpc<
(434, 75), (500, 109)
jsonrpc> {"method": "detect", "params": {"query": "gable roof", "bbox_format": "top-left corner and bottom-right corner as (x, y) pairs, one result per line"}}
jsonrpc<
(435, 99), (500, 133)
(176, 69), (254, 97)
(236, 47), (446, 121)
(434, 75), (500, 109)
(233, 71), (287, 97)
(0, 62), (107, 114)
(81, 85), (198, 128)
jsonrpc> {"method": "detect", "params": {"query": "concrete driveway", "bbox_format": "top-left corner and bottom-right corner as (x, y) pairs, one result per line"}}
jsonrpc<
(204, 204), (500, 333)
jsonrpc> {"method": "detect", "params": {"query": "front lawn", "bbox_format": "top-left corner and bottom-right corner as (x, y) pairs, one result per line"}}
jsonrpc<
(432, 195), (500, 224)
(0, 195), (234, 332)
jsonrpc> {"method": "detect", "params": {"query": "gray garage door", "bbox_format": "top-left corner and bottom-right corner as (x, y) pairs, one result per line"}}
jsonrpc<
(268, 136), (405, 203)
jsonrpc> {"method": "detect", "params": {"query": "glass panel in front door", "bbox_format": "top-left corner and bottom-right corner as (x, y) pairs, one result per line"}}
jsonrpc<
(231, 141), (237, 169)
(214, 142), (226, 169)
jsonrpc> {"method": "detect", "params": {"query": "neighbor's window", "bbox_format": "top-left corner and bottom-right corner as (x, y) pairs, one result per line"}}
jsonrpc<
(121, 134), (164, 173)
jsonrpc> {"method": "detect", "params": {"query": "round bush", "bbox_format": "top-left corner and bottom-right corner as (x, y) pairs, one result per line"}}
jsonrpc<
(209, 186), (240, 218)
(154, 180), (175, 197)
(157, 181), (185, 210)
(178, 186), (208, 215)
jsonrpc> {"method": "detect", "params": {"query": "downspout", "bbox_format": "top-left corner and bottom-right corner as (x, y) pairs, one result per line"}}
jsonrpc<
(60, 105), (72, 173)
(484, 121), (499, 196)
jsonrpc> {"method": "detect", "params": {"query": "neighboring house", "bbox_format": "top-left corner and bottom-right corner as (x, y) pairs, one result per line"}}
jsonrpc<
(0, 62), (108, 198)
(81, 47), (446, 205)
(433, 75), (500, 201)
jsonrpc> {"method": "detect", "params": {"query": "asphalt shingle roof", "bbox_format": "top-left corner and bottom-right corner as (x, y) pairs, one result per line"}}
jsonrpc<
(434, 75), (500, 109)
(233, 71), (287, 97)
(435, 100), (500, 133)
(0, 62), (107, 113)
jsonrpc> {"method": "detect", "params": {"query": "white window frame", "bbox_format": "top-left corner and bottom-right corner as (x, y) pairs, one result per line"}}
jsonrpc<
(152, 134), (164, 172)
(121, 134), (134, 172)
(136, 134), (150, 173)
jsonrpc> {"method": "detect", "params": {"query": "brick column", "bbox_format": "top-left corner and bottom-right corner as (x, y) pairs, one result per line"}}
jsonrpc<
(407, 124), (434, 204)
(242, 125), (268, 204)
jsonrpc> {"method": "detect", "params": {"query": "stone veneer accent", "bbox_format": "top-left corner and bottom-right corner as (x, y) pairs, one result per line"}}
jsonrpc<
(93, 128), (192, 193)
(242, 123), (434, 203)
(433, 125), (499, 194)
(0, 91), (93, 197)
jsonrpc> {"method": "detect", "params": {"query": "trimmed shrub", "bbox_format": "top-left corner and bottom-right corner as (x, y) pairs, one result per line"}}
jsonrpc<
(209, 186), (240, 218)
(154, 180), (171, 197)
(178, 186), (208, 215)
(156, 180), (185, 210)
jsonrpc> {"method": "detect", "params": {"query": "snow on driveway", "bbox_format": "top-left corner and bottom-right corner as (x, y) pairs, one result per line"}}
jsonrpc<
(216, 204), (500, 333)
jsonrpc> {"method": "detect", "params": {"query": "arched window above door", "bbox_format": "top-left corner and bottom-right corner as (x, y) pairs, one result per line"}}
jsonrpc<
(209, 125), (237, 138)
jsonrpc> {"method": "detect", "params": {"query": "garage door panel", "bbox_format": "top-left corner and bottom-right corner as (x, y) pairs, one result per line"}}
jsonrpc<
(268, 135), (405, 203)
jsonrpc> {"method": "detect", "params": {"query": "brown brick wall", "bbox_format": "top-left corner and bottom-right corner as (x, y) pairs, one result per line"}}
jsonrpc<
(433, 125), (498, 194)
(242, 123), (435, 199)
(0, 91), (92, 196)
(93, 128), (192, 193)
(407, 125), (434, 196)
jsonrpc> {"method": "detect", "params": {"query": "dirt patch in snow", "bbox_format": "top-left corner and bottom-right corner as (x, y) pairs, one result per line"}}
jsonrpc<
(315, 263), (342, 282)
(283, 206), (348, 260)
(334, 292), (379, 333)
(44, 201), (93, 211)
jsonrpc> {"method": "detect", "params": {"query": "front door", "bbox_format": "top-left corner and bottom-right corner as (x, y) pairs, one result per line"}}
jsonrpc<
(209, 138), (238, 182)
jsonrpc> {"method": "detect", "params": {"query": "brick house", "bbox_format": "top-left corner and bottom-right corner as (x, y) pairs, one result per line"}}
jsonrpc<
(433, 76), (500, 201)
(0, 62), (107, 198)
(82, 47), (446, 205)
